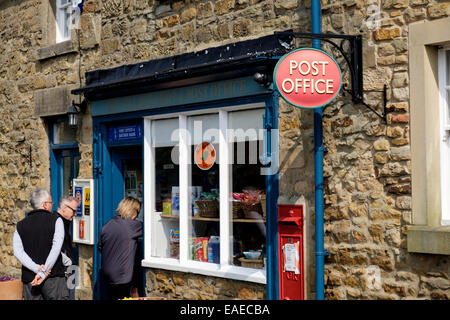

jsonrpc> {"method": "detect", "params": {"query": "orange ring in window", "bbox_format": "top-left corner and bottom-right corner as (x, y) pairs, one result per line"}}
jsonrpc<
(194, 142), (216, 170)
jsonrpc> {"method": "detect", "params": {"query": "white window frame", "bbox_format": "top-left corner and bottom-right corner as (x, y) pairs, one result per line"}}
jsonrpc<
(56, 0), (72, 43)
(439, 46), (450, 226)
(142, 103), (267, 284)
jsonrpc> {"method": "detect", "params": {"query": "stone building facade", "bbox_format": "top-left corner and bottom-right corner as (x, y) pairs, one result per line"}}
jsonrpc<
(0, 0), (449, 300)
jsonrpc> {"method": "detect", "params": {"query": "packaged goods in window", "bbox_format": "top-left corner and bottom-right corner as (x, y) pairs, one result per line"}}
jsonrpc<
(169, 229), (179, 258)
(162, 197), (172, 215)
(171, 186), (180, 216)
(193, 237), (209, 261)
(190, 186), (203, 216)
(207, 236), (220, 264)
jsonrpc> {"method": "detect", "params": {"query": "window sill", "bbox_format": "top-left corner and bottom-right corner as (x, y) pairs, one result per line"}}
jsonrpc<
(37, 40), (77, 61)
(141, 258), (267, 284)
(407, 225), (450, 255)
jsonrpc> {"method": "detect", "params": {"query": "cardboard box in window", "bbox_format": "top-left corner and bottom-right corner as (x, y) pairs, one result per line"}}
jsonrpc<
(0, 279), (23, 300)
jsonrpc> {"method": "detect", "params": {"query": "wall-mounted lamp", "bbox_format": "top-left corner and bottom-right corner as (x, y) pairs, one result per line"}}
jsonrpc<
(253, 72), (272, 87)
(67, 100), (87, 129)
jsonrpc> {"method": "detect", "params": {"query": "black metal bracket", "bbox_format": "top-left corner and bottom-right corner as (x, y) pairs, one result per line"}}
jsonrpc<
(274, 30), (387, 123)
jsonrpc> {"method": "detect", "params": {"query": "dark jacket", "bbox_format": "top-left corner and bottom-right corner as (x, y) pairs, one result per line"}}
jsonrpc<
(16, 209), (65, 283)
(55, 212), (76, 265)
(98, 215), (142, 284)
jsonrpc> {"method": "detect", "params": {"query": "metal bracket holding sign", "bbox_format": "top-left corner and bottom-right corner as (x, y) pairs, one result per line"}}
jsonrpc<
(274, 30), (387, 122)
(72, 179), (94, 245)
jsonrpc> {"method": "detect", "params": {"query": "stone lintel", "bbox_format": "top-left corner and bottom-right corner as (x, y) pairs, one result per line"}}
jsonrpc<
(407, 225), (450, 255)
(37, 40), (78, 61)
(34, 85), (78, 117)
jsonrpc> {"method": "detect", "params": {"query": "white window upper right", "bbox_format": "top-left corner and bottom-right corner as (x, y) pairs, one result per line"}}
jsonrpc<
(438, 47), (450, 226)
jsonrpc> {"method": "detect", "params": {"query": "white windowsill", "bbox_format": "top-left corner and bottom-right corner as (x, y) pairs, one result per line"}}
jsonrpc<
(141, 258), (267, 284)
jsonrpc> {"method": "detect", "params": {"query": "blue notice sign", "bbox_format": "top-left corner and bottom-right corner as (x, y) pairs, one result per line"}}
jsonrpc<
(109, 124), (143, 142)
(74, 187), (83, 217)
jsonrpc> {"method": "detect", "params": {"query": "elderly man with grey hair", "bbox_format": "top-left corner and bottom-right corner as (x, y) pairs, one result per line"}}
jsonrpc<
(13, 189), (67, 300)
(55, 195), (79, 300)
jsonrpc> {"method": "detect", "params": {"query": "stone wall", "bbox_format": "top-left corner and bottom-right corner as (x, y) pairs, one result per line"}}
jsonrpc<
(146, 269), (265, 299)
(317, 0), (450, 299)
(0, 0), (52, 279)
(0, 0), (449, 300)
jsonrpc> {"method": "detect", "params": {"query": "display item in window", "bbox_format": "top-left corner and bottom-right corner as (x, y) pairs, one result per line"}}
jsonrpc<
(192, 237), (209, 261)
(190, 186), (202, 216)
(207, 236), (220, 264)
(171, 186), (180, 216)
(169, 229), (179, 259)
(195, 190), (220, 218)
(194, 142), (216, 170)
(162, 197), (172, 215)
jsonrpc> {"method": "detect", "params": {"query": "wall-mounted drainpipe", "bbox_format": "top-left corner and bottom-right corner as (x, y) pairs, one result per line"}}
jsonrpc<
(311, 0), (325, 300)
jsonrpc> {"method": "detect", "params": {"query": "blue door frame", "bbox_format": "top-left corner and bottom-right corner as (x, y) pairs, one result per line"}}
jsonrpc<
(91, 93), (280, 300)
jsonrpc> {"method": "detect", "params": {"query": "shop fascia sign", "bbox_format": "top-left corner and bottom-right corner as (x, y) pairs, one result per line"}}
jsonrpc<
(274, 48), (342, 109)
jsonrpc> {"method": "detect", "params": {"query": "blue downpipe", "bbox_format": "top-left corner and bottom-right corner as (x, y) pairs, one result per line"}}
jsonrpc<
(266, 92), (279, 300)
(311, 0), (325, 300)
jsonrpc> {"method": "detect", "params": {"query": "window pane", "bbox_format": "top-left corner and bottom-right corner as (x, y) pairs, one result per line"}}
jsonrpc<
(228, 108), (265, 141)
(229, 109), (266, 270)
(447, 50), (450, 86)
(64, 10), (71, 39)
(447, 90), (450, 127)
(151, 118), (178, 147)
(62, 153), (79, 197)
(188, 114), (220, 263)
(151, 118), (180, 260)
(53, 122), (77, 144)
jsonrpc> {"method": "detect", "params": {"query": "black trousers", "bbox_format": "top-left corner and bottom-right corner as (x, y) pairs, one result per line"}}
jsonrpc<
(108, 282), (131, 300)
(23, 276), (69, 300)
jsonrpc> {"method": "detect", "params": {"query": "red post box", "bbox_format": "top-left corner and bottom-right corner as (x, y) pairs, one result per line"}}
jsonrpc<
(278, 204), (304, 300)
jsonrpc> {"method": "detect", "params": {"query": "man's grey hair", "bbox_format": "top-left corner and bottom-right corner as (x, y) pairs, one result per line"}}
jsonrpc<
(58, 195), (79, 210)
(30, 189), (51, 210)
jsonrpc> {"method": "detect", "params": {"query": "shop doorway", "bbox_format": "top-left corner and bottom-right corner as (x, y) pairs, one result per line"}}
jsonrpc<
(96, 144), (145, 300)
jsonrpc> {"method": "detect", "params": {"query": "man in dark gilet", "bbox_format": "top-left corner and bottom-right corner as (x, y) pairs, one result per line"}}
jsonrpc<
(13, 189), (67, 300)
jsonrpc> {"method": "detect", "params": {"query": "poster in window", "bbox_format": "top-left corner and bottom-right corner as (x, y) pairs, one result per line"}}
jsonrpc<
(194, 142), (216, 170)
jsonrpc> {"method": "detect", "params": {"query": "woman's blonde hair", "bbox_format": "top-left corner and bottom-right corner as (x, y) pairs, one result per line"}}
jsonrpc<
(116, 197), (141, 219)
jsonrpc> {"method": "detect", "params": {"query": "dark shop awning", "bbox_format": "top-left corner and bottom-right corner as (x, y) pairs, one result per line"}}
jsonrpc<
(72, 32), (294, 101)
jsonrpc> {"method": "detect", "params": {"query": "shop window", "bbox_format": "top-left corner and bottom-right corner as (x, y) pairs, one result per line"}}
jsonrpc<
(144, 104), (267, 283)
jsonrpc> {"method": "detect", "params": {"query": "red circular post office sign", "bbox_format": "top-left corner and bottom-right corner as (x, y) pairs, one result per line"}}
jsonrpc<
(195, 142), (216, 170)
(274, 48), (342, 109)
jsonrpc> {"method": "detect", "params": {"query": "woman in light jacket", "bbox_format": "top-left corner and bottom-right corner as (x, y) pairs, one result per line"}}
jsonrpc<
(98, 197), (142, 300)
